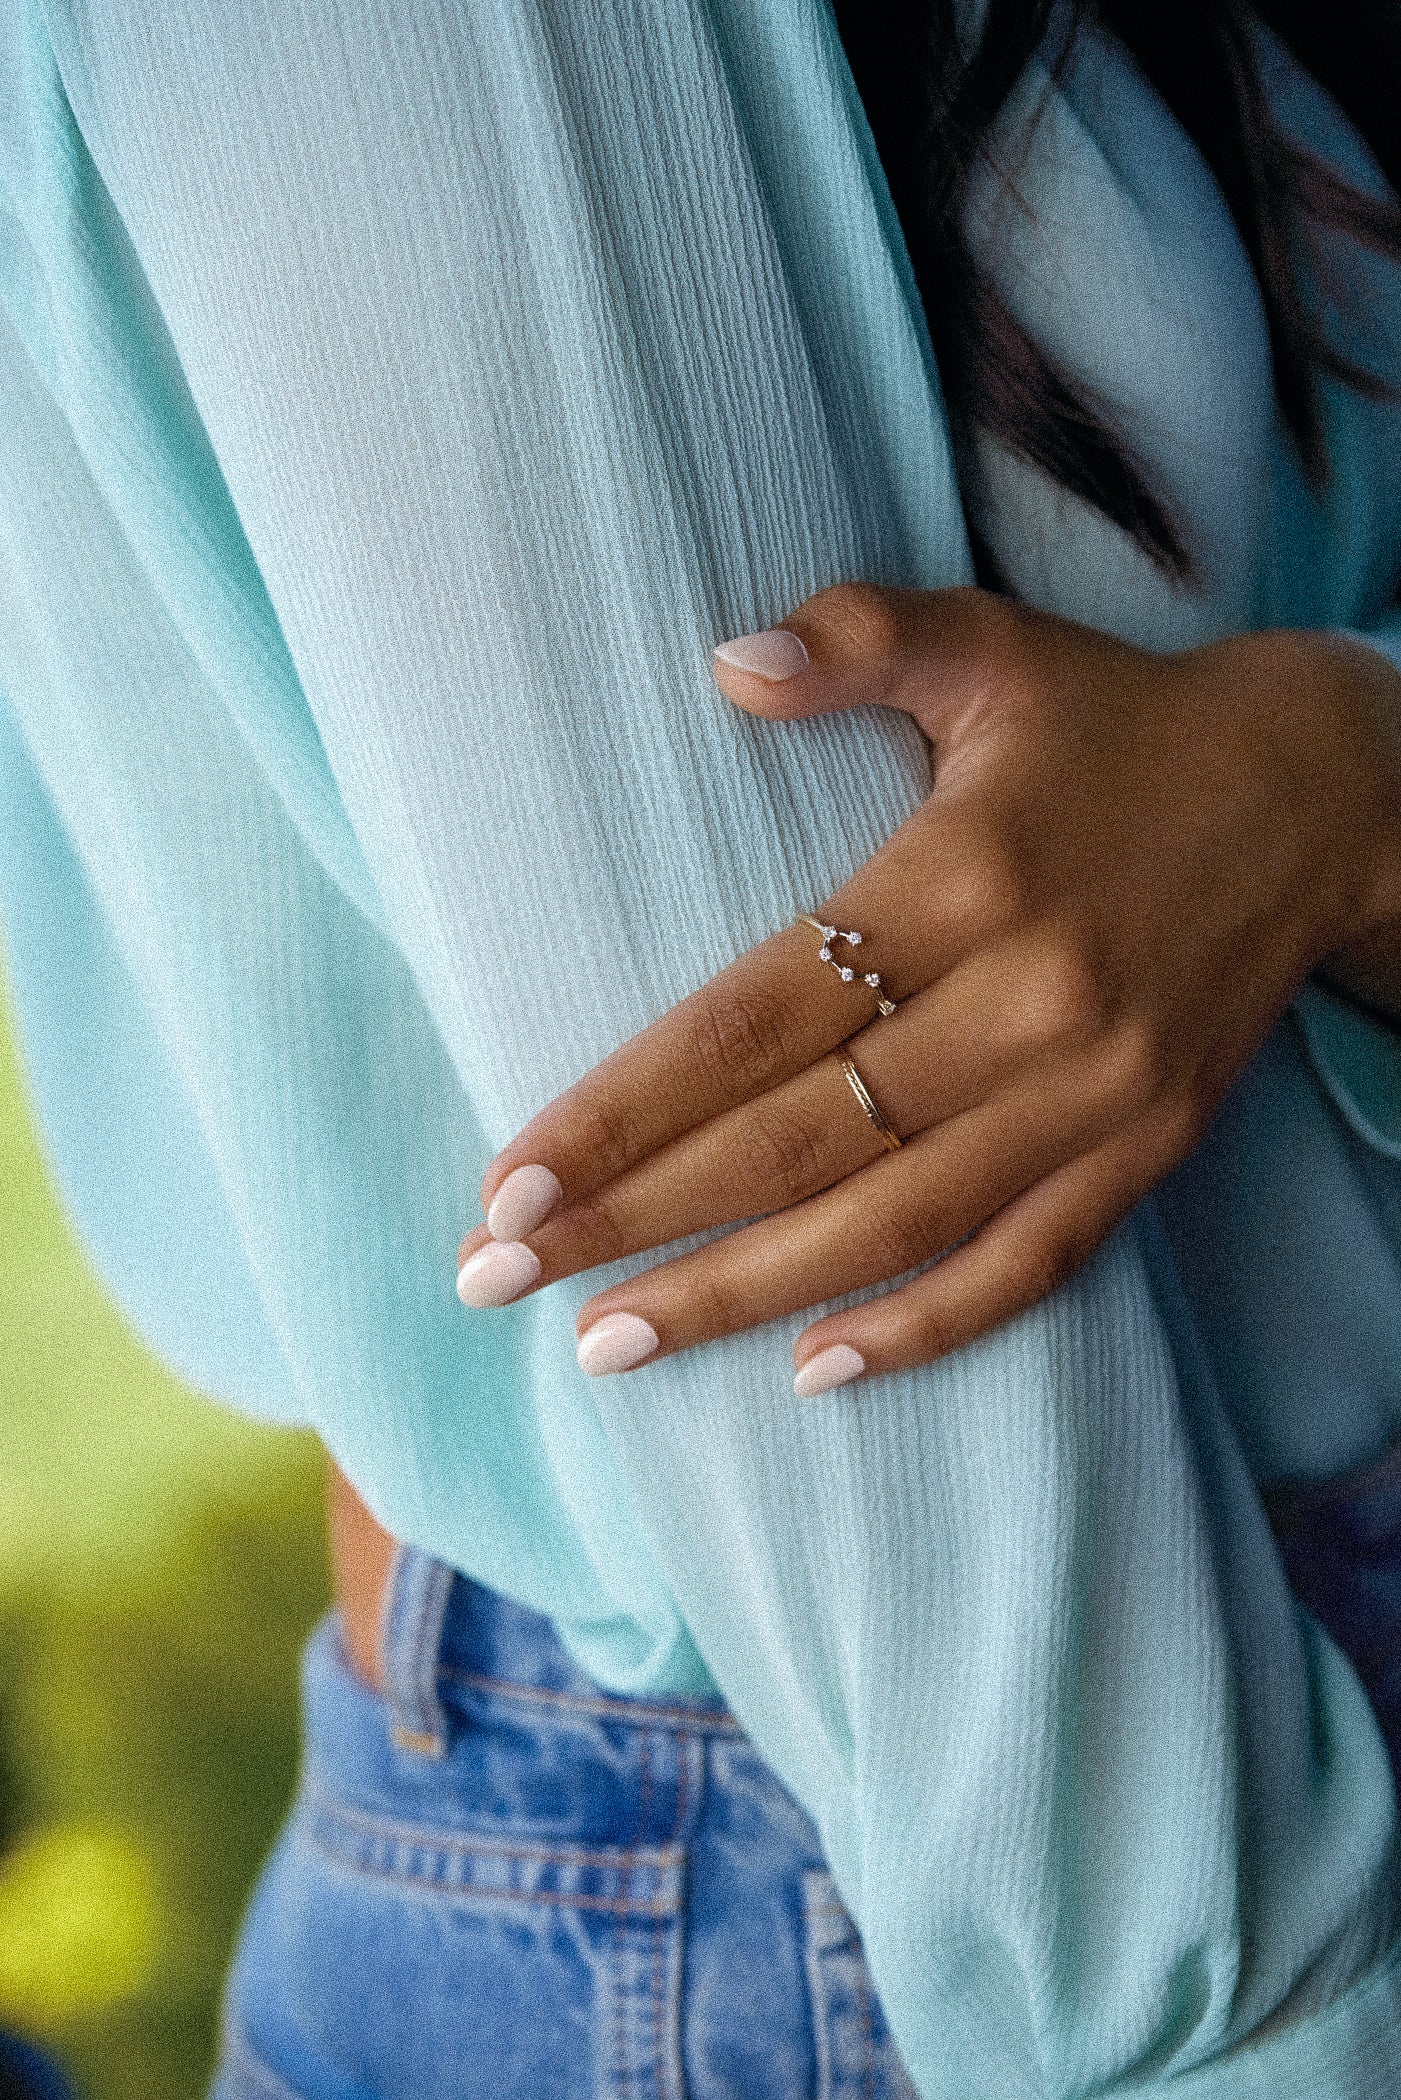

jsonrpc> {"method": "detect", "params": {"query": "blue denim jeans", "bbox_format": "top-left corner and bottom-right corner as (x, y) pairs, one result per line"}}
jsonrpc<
(212, 1448), (1401, 2100)
(210, 1548), (919, 2099)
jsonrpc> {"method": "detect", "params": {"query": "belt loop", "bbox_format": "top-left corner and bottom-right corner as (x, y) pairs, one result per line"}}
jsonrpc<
(380, 1546), (456, 1757)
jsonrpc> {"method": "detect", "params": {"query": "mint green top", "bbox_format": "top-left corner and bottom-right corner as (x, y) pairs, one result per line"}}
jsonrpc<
(4, 0), (1401, 2090)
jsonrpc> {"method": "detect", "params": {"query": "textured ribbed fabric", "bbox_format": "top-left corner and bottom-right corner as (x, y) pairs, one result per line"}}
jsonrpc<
(4, 1), (1401, 2091)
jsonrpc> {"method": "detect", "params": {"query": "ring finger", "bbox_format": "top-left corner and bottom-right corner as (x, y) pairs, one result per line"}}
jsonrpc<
(457, 938), (1074, 1304)
(568, 1046), (1133, 1369)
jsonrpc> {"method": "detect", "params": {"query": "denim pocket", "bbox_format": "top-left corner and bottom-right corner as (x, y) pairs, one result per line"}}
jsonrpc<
(217, 1790), (688, 2100)
(803, 1871), (918, 2100)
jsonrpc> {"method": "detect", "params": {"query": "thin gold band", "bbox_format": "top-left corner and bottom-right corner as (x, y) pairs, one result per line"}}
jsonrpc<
(835, 1051), (902, 1153)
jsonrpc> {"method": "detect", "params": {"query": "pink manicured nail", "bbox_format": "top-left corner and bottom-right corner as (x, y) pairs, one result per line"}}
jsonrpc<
(793, 1344), (865, 1398)
(714, 628), (809, 681)
(576, 1312), (660, 1376)
(487, 1164), (563, 1242)
(457, 1241), (542, 1309)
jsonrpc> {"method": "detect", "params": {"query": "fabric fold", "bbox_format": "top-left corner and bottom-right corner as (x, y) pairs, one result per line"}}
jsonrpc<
(3, 0), (1401, 2089)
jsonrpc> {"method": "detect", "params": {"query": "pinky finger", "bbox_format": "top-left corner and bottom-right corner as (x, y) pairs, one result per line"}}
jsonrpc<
(791, 1115), (1181, 1396)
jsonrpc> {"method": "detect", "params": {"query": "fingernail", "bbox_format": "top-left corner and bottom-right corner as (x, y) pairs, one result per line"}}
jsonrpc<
(457, 1240), (542, 1309)
(714, 628), (809, 681)
(487, 1164), (563, 1242)
(793, 1344), (865, 1398)
(576, 1312), (660, 1376)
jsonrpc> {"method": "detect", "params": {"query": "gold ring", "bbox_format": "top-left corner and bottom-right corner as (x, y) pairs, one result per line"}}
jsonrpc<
(836, 1051), (902, 1153)
(795, 914), (897, 1016)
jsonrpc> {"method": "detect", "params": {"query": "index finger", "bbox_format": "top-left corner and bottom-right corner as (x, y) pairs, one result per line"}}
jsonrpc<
(477, 805), (988, 1239)
(478, 919), (883, 1238)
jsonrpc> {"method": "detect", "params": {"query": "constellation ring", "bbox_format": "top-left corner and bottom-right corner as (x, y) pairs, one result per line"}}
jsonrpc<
(794, 913), (897, 1016)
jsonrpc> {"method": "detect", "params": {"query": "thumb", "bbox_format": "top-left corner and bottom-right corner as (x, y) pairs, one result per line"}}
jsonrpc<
(711, 581), (992, 732)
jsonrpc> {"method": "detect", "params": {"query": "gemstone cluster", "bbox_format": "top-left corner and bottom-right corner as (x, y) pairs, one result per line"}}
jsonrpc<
(814, 925), (883, 991)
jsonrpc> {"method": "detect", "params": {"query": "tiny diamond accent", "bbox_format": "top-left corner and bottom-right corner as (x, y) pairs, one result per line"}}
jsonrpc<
(797, 914), (894, 1016)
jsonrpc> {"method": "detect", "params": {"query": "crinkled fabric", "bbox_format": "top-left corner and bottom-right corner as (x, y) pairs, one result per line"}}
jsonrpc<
(4, 2), (1401, 2091)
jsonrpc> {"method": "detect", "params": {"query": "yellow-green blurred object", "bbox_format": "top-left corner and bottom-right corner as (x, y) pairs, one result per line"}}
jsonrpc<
(0, 1822), (162, 2021)
(0, 971), (329, 2100)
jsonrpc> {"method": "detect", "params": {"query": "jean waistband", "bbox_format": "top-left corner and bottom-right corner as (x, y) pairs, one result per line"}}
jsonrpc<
(379, 1546), (741, 1758)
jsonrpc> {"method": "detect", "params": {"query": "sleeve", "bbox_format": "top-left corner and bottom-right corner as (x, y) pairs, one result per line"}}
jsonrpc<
(6, 2), (1401, 2096)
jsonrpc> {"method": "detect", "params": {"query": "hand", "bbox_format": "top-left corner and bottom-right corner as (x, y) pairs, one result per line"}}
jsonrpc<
(457, 585), (1401, 1394)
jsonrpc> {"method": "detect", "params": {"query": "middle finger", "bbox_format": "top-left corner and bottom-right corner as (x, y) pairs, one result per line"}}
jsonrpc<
(570, 1043), (1133, 1366)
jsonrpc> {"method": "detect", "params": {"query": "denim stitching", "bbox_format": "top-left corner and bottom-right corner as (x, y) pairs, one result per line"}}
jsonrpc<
(401, 1556), (455, 1753)
(305, 1822), (680, 1915)
(436, 1665), (742, 1734)
(659, 1730), (697, 2091)
(621, 1847), (642, 2091)
(644, 1745), (661, 2095)
(671, 1736), (689, 1844)
(303, 1790), (684, 1876)
(664, 1740), (692, 2100)
(417, 1563), (455, 1724)
(804, 1874), (834, 2100)
(378, 1549), (458, 1754)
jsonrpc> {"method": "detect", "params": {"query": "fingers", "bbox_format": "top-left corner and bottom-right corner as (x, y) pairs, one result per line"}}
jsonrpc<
(464, 1042), (896, 1305)
(479, 795), (1013, 1229)
(564, 1054), (1140, 1367)
(463, 932), (1108, 1302)
(790, 1111), (1186, 1393)
(506, 1053), (891, 1274)
(478, 920), (909, 1233)
(457, 1054), (881, 1307)
(478, 585), (1046, 1233)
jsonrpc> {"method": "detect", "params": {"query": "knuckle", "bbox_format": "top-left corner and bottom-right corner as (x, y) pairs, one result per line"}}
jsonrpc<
(807, 581), (904, 665)
(736, 1101), (827, 1208)
(957, 583), (1019, 659)
(943, 829), (1028, 938)
(978, 840), (1031, 930)
(573, 1093), (644, 1181)
(904, 1296), (963, 1363)
(1019, 933), (1107, 1045)
(867, 1205), (946, 1280)
(689, 984), (795, 1095)
(959, 591), (1044, 711)
(1097, 1015), (1168, 1111)
(564, 1189), (629, 1266)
